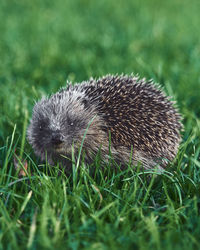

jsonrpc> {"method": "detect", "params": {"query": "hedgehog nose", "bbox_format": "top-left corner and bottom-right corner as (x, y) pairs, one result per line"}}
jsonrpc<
(51, 132), (62, 145)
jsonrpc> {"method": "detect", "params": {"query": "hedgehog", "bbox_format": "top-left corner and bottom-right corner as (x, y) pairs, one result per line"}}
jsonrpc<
(27, 74), (182, 171)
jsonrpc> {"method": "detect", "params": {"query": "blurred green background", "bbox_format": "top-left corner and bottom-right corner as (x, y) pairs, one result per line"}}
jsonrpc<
(1, 1), (200, 249)
(1, 0), (200, 142)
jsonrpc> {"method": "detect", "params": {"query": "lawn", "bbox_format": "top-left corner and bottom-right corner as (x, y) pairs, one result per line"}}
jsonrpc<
(0, 0), (200, 249)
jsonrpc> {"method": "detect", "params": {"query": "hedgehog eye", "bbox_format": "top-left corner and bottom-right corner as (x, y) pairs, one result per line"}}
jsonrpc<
(39, 119), (48, 131)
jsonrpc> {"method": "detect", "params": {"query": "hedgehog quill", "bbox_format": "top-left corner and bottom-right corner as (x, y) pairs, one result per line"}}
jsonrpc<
(27, 75), (182, 170)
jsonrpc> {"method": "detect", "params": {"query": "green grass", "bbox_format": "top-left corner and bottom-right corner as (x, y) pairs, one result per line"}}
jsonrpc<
(0, 0), (200, 249)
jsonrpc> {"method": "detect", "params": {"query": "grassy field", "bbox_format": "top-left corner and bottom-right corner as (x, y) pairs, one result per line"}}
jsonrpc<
(0, 0), (200, 249)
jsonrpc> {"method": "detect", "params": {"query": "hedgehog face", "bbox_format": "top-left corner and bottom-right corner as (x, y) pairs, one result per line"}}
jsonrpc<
(27, 94), (90, 163)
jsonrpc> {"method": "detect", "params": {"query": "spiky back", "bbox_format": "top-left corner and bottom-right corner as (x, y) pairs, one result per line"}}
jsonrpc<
(79, 75), (182, 164)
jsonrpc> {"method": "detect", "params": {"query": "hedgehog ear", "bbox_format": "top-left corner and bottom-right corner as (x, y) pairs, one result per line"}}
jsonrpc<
(82, 98), (90, 108)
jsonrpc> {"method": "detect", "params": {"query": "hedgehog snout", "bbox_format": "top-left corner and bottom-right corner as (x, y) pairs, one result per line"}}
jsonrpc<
(51, 131), (63, 146)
